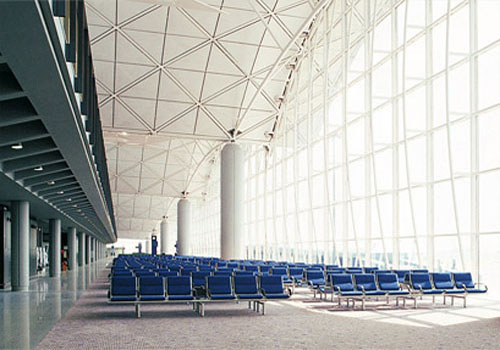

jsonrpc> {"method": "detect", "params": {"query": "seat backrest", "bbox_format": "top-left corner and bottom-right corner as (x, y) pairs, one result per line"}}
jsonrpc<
(244, 265), (259, 272)
(235, 271), (255, 276)
(260, 275), (285, 294)
(259, 265), (271, 274)
(375, 269), (392, 274)
(234, 276), (259, 295)
(192, 271), (211, 287)
(207, 276), (233, 295)
(410, 273), (433, 290)
(135, 270), (156, 277)
(139, 276), (164, 296)
(167, 276), (192, 296)
(376, 273), (400, 290)
(453, 272), (475, 289)
(289, 267), (304, 278)
(305, 269), (325, 281)
(412, 269), (429, 273)
(271, 267), (288, 277)
(432, 273), (454, 289)
(354, 274), (377, 291)
(111, 276), (137, 296)
(159, 270), (178, 277)
(214, 270), (233, 276)
(363, 267), (378, 274)
(331, 274), (355, 291)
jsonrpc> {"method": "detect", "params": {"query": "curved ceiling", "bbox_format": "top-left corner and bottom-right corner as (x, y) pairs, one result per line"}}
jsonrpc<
(85, 0), (327, 239)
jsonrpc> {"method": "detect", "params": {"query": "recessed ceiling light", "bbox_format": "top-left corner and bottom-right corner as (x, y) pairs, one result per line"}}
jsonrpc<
(66, 198), (72, 202)
(11, 143), (23, 150)
(34, 166), (43, 171)
(57, 191), (64, 195)
(47, 181), (55, 185)
(76, 209), (82, 212)
(119, 131), (128, 136)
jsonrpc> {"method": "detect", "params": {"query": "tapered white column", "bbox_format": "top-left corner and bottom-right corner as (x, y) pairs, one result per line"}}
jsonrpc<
(220, 143), (244, 260)
(11, 201), (30, 291)
(160, 218), (168, 254)
(145, 239), (151, 254)
(49, 219), (61, 277)
(67, 227), (77, 270)
(177, 198), (191, 255)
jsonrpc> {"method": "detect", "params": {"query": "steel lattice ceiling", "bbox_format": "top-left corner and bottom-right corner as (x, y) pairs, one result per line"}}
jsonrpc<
(85, 0), (327, 239)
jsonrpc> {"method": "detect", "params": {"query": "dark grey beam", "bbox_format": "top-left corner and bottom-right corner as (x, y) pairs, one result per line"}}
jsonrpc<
(51, 195), (87, 205)
(2, 151), (63, 173)
(31, 176), (76, 192)
(24, 170), (73, 187)
(0, 120), (49, 147)
(0, 137), (58, 162)
(43, 189), (83, 200)
(0, 97), (38, 127)
(14, 161), (68, 180)
(37, 182), (80, 196)
(0, 91), (25, 103)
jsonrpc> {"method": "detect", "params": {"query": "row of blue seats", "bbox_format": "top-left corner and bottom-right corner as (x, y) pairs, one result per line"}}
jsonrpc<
(108, 275), (290, 317)
(316, 272), (486, 309)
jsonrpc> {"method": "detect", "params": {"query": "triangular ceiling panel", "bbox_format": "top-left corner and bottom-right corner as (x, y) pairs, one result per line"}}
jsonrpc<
(123, 6), (167, 34)
(115, 63), (155, 91)
(156, 100), (194, 128)
(123, 29), (166, 63)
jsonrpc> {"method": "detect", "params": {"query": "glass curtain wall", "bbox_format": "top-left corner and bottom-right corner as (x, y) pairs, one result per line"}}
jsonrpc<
(190, 0), (500, 291)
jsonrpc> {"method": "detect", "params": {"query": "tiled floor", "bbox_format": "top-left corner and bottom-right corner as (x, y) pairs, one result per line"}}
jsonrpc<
(0, 259), (109, 350)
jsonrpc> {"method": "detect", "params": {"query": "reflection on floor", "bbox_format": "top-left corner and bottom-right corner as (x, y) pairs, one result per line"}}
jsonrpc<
(0, 259), (109, 350)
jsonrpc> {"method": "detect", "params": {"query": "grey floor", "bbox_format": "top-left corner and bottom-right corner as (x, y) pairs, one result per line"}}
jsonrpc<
(0, 259), (109, 350)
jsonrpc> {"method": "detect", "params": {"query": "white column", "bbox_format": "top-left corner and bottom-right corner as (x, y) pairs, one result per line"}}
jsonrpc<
(49, 219), (61, 277)
(220, 142), (244, 260)
(145, 239), (151, 254)
(67, 227), (77, 270)
(177, 198), (191, 255)
(160, 217), (168, 254)
(11, 201), (30, 291)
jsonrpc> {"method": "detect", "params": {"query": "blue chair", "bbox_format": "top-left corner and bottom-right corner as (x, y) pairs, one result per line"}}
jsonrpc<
(305, 269), (326, 297)
(192, 271), (212, 289)
(289, 267), (304, 285)
(409, 273), (444, 304)
(431, 272), (468, 306)
(112, 270), (133, 277)
(214, 270), (233, 276)
(166, 276), (194, 300)
(376, 273), (410, 296)
(234, 276), (263, 299)
(363, 267), (378, 274)
(259, 276), (290, 299)
(207, 276), (235, 300)
(330, 274), (363, 306)
(138, 276), (165, 301)
(270, 267), (292, 284)
(110, 276), (137, 301)
(158, 270), (178, 277)
(234, 271), (256, 276)
(453, 272), (487, 294)
(393, 269), (410, 283)
(354, 274), (385, 296)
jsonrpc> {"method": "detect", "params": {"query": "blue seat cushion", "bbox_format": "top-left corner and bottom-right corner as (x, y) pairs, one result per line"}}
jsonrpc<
(386, 290), (409, 295)
(210, 294), (235, 300)
(464, 289), (487, 294)
(422, 289), (444, 294)
(140, 295), (166, 301)
(364, 291), (386, 296)
(339, 291), (363, 296)
(237, 293), (263, 299)
(110, 295), (136, 301)
(443, 289), (465, 294)
(168, 295), (194, 300)
(265, 293), (290, 299)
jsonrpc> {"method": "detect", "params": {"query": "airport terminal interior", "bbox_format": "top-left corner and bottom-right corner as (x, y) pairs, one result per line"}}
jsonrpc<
(1, 0), (500, 349)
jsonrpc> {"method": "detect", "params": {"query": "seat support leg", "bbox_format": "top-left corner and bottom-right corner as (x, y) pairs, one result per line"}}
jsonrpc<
(135, 304), (141, 318)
